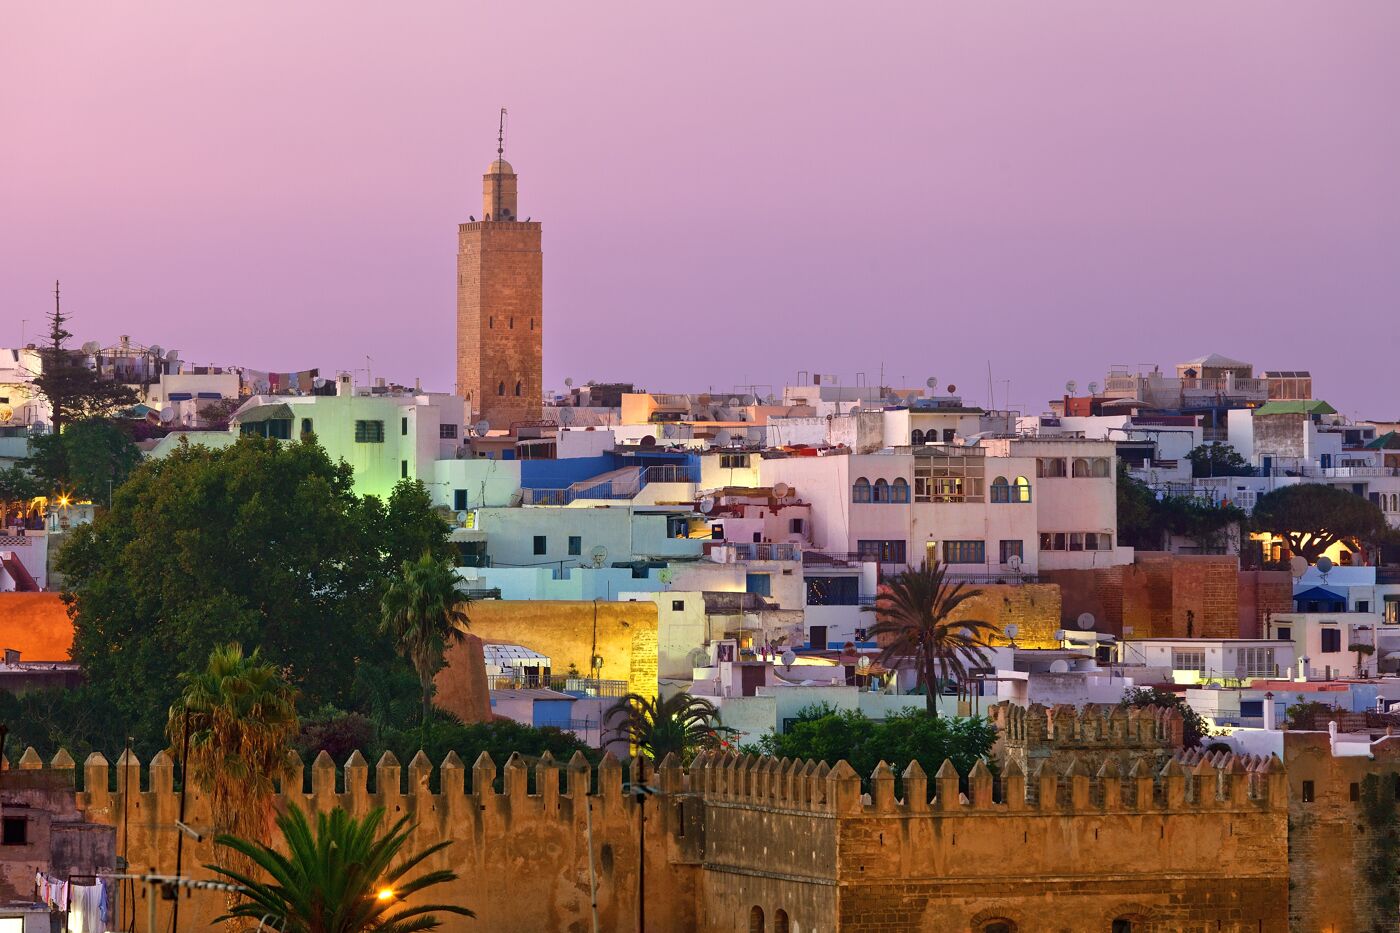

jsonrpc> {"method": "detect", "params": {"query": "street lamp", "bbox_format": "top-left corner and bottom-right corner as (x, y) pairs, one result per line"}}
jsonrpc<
(623, 780), (658, 933)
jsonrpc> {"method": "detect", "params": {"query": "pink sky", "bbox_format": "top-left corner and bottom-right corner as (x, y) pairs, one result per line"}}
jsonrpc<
(3, 2), (1397, 416)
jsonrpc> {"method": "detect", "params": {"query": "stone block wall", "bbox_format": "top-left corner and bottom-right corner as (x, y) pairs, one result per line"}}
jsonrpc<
(1045, 553), (1241, 638)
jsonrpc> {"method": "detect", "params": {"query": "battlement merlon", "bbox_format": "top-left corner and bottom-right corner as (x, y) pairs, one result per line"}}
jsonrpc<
(12, 743), (1286, 822)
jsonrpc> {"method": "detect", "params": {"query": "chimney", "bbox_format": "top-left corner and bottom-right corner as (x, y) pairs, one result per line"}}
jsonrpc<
(1262, 691), (1276, 730)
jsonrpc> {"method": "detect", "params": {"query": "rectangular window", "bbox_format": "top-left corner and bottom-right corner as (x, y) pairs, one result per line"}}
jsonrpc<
(943, 540), (985, 564)
(1069, 532), (1085, 552)
(746, 573), (772, 597)
(720, 454), (749, 469)
(671, 599), (685, 612)
(999, 540), (1023, 564)
(789, 518), (804, 534)
(453, 489), (468, 511)
(1, 816), (26, 846)
(439, 424), (458, 439)
(1172, 649), (1206, 673)
(1350, 782), (1361, 803)
(401, 416), (409, 436)
(857, 539), (906, 564)
(1356, 600), (1371, 614)
(1239, 700), (1264, 718)
(568, 535), (582, 556)
(354, 420), (385, 443)
(942, 428), (956, 443)
(400, 460), (408, 479)
(1385, 596), (1400, 624)
(1277, 626), (1291, 641)
(533, 535), (547, 556)
(1302, 780), (1315, 803)
(1321, 629), (1342, 653)
(1238, 647), (1275, 677)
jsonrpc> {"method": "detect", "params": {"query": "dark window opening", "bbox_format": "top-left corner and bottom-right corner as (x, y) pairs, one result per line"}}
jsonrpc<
(533, 535), (547, 555)
(1302, 780), (1315, 803)
(2, 817), (27, 846)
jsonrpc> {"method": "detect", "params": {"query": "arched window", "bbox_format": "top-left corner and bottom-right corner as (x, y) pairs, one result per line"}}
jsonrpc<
(1072, 458), (1091, 478)
(497, 381), (506, 396)
(991, 476), (1010, 503)
(911, 429), (925, 446)
(514, 381), (522, 396)
(892, 477), (910, 503)
(873, 478), (890, 503)
(1091, 457), (1111, 477)
(1111, 920), (1134, 933)
(1013, 476), (1032, 503)
(774, 910), (790, 933)
(852, 477), (871, 503)
(750, 906), (765, 933)
(983, 922), (1016, 933)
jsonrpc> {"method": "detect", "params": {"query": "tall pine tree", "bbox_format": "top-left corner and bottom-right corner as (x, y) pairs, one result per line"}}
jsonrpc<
(31, 281), (136, 433)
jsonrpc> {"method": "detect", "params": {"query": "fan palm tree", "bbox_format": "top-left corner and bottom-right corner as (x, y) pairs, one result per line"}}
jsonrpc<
(211, 804), (474, 933)
(380, 552), (471, 725)
(167, 643), (300, 880)
(606, 692), (726, 762)
(862, 561), (1000, 716)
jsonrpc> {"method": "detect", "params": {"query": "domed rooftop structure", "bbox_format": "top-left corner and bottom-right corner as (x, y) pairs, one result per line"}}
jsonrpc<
(487, 158), (514, 175)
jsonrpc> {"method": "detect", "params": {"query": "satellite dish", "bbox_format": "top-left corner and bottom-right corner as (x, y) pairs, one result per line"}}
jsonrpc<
(1065, 380), (1078, 395)
(699, 495), (717, 514)
(658, 568), (675, 584)
(1316, 556), (1334, 575)
(640, 435), (657, 448)
(781, 649), (797, 668)
(1049, 660), (1071, 674)
(158, 407), (175, 423)
(855, 656), (872, 674)
(455, 511), (469, 525)
(1087, 381), (1099, 395)
(564, 376), (574, 387)
(166, 349), (179, 362)
(558, 407), (575, 425)
(1007, 554), (1023, 572)
(1289, 556), (1308, 578)
(590, 545), (609, 568)
(148, 344), (163, 358)
(715, 429), (733, 447)
(1077, 612), (1096, 631)
(688, 647), (710, 668)
(474, 420), (491, 436)
(772, 482), (791, 498)
(746, 426), (764, 444)
(946, 384), (956, 394)
(81, 341), (100, 355)
(313, 377), (327, 389)
(1004, 623), (1019, 640)
(926, 376), (938, 390)
(727, 397), (741, 407)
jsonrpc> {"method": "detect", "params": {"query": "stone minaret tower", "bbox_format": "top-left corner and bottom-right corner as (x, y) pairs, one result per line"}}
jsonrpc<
(456, 142), (543, 429)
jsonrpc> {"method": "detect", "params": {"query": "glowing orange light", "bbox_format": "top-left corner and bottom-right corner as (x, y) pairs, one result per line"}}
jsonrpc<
(376, 888), (395, 902)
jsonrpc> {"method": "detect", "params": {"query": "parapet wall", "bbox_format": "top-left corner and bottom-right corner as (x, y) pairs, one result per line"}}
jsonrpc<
(11, 740), (1291, 933)
(992, 700), (1184, 775)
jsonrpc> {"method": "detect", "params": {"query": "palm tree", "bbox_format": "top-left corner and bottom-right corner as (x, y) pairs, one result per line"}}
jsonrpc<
(380, 552), (471, 725)
(606, 692), (727, 762)
(168, 643), (300, 880)
(211, 804), (474, 933)
(862, 561), (1000, 716)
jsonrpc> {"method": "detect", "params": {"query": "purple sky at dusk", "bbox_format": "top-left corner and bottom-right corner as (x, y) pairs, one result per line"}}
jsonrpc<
(3, 2), (1397, 417)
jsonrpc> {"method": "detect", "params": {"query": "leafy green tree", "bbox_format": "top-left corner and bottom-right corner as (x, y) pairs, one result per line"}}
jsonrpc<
(1252, 483), (1389, 562)
(378, 714), (599, 780)
(751, 705), (996, 791)
(1115, 471), (1162, 550)
(59, 435), (447, 750)
(168, 644), (300, 876)
(1120, 686), (1206, 748)
(380, 552), (471, 725)
(863, 562), (998, 716)
(27, 418), (140, 503)
(605, 692), (727, 762)
(31, 288), (137, 433)
(1186, 442), (1254, 478)
(211, 804), (473, 932)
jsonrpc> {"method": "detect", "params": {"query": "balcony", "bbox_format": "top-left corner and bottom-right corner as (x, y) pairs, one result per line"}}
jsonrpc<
(486, 673), (630, 698)
(716, 542), (800, 562)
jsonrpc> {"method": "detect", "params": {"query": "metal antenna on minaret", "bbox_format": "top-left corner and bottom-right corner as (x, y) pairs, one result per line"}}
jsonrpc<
(497, 107), (508, 159)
